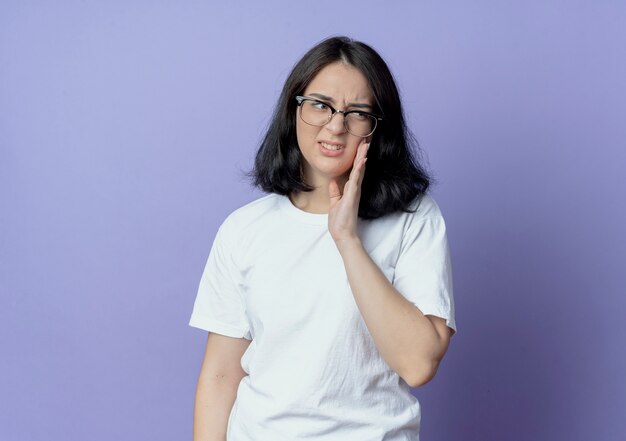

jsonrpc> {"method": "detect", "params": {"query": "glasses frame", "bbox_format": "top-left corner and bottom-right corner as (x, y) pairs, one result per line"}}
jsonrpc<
(295, 95), (383, 138)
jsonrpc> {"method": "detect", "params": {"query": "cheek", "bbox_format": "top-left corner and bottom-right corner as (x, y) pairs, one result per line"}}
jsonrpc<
(296, 120), (317, 149)
(347, 141), (361, 161)
(336, 148), (359, 174)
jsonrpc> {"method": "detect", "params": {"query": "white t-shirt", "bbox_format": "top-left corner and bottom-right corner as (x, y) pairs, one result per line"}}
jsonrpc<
(190, 193), (456, 440)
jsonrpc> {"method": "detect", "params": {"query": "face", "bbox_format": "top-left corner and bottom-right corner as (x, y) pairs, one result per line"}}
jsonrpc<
(295, 61), (374, 187)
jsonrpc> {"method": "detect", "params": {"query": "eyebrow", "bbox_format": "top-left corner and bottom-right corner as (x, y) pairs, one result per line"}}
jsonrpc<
(308, 93), (373, 110)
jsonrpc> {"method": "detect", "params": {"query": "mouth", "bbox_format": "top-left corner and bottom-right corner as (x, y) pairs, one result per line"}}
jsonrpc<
(319, 141), (344, 151)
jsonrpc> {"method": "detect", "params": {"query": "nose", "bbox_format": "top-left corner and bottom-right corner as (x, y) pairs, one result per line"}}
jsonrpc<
(325, 111), (348, 135)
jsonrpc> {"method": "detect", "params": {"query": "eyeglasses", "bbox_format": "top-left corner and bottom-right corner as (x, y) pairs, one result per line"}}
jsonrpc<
(295, 96), (383, 138)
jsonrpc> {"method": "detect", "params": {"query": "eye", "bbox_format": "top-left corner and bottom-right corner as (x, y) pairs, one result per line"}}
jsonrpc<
(311, 101), (329, 111)
(349, 111), (369, 121)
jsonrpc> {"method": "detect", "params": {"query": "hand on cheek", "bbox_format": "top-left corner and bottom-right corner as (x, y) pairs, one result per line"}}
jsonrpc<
(328, 139), (370, 243)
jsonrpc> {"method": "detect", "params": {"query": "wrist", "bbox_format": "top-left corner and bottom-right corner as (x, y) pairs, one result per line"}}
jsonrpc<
(334, 236), (363, 255)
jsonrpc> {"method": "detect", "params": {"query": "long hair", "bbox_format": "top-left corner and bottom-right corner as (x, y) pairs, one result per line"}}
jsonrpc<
(250, 36), (431, 219)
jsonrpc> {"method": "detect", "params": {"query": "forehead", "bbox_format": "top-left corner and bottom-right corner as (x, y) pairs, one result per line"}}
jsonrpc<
(303, 62), (373, 104)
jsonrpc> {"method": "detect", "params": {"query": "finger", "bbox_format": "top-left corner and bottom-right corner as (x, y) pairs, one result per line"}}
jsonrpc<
(358, 141), (370, 162)
(342, 142), (369, 201)
(353, 142), (366, 168)
(354, 143), (369, 177)
(357, 157), (367, 187)
(350, 142), (369, 179)
(345, 157), (367, 200)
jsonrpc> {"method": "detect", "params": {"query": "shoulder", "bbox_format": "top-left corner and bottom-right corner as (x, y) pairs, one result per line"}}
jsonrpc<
(384, 193), (445, 231)
(407, 193), (444, 221)
(218, 193), (283, 239)
(361, 193), (447, 245)
(401, 194), (449, 238)
(388, 193), (448, 243)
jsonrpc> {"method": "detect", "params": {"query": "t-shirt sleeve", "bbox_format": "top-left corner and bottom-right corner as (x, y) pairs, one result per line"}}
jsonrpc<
(393, 214), (457, 334)
(189, 221), (252, 339)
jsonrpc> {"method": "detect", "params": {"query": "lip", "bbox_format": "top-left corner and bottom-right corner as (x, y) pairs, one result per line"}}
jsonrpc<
(318, 141), (345, 157)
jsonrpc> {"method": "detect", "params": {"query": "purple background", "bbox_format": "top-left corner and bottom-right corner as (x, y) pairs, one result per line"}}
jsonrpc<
(2, 1), (625, 440)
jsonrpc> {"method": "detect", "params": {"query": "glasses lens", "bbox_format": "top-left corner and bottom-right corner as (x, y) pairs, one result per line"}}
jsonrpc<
(299, 98), (378, 137)
(300, 100), (331, 126)
(345, 113), (376, 137)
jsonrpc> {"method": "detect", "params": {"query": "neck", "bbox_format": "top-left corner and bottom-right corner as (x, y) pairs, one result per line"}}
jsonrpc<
(290, 175), (349, 214)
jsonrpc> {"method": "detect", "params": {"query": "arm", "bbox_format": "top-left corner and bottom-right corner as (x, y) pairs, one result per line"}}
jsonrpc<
(328, 141), (453, 388)
(335, 238), (452, 387)
(193, 333), (251, 441)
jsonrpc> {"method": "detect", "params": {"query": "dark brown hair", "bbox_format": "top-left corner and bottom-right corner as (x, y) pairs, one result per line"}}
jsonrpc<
(249, 36), (431, 219)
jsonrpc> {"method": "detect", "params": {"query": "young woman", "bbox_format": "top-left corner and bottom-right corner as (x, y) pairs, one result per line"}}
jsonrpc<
(190, 36), (457, 440)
